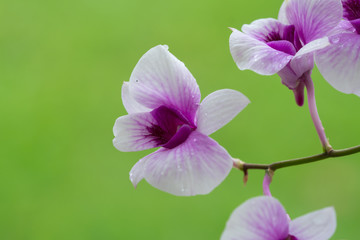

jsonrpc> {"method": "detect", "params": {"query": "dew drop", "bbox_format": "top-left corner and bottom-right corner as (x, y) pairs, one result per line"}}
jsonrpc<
(332, 37), (340, 44)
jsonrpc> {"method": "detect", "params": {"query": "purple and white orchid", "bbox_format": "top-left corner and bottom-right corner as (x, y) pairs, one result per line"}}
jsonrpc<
(221, 196), (336, 240)
(315, 0), (360, 96)
(113, 45), (250, 196)
(229, 0), (343, 105)
(229, 0), (343, 151)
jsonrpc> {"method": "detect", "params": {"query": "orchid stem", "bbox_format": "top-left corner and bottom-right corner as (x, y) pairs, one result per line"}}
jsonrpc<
(304, 73), (332, 152)
(235, 144), (360, 173)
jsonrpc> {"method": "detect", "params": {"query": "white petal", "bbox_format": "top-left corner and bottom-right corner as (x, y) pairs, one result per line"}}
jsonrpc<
(129, 158), (146, 188)
(284, 0), (342, 43)
(121, 82), (150, 114)
(221, 196), (289, 240)
(112, 112), (160, 152)
(315, 33), (360, 95)
(141, 131), (233, 196)
(196, 89), (250, 136)
(290, 37), (330, 77)
(278, 1), (290, 24)
(230, 28), (292, 75)
(290, 207), (336, 240)
(129, 45), (200, 122)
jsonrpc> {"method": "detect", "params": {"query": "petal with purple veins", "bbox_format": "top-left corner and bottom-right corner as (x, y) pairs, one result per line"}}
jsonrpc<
(229, 28), (293, 75)
(221, 196), (289, 240)
(315, 33), (360, 96)
(285, 0), (342, 43)
(128, 45), (201, 122)
(289, 207), (336, 240)
(140, 131), (233, 196)
(121, 81), (150, 114)
(113, 112), (161, 152)
(241, 18), (286, 42)
(196, 89), (250, 136)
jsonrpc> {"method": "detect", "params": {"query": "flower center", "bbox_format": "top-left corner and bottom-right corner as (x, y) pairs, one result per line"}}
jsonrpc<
(148, 105), (196, 149)
(343, 0), (360, 33)
(265, 25), (302, 55)
(282, 235), (298, 240)
(342, 0), (360, 20)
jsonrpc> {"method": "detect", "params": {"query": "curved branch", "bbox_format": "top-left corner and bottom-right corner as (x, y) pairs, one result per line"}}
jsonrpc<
(235, 145), (360, 173)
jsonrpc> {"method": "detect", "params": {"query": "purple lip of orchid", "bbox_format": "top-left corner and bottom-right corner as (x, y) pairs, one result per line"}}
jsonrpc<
(113, 45), (250, 196)
(342, 0), (360, 33)
(265, 25), (302, 56)
(148, 105), (196, 149)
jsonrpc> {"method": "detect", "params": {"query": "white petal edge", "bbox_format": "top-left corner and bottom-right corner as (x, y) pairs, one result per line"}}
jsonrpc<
(221, 196), (290, 240)
(129, 157), (147, 188)
(289, 207), (336, 240)
(121, 81), (150, 114)
(315, 33), (360, 96)
(113, 112), (160, 152)
(289, 37), (330, 77)
(230, 28), (292, 75)
(278, 0), (290, 24)
(140, 131), (233, 196)
(129, 45), (201, 121)
(196, 89), (250, 136)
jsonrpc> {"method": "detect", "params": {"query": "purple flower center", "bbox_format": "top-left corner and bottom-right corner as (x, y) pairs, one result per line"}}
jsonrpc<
(282, 235), (298, 240)
(148, 106), (196, 149)
(265, 25), (302, 55)
(342, 0), (360, 20)
(342, 0), (360, 33)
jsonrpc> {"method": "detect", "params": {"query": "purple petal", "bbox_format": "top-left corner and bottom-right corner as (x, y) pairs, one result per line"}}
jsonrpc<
(140, 131), (233, 196)
(267, 40), (297, 55)
(221, 196), (289, 240)
(121, 82), (150, 114)
(290, 207), (336, 240)
(196, 89), (250, 136)
(350, 18), (360, 33)
(315, 33), (360, 96)
(285, 0), (343, 43)
(277, 64), (299, 89)
(128, 45), (201, 122)
(113, 112), (160, 152)
(342, 0), (360, 21)
(162, 124), (193, 149)
(229, 28), (292, 75)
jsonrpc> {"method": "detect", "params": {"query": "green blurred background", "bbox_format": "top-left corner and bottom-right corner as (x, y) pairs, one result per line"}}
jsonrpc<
(1, 0), (360, 239)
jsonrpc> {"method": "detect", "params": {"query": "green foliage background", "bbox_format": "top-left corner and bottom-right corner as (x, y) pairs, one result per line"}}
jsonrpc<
(1, 0), (360, 239)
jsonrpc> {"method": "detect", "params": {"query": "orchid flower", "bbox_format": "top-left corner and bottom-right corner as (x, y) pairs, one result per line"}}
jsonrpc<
(221, 196), (336, 240)
(315, 0), (360, 96)
(113, 45), (250, 196)
(229, 0), (343, 151)
(229, 0), (342, 105)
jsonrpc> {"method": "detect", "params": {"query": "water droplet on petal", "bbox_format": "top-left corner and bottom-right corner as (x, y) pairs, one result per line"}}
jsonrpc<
(332, 37), (340, 44)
